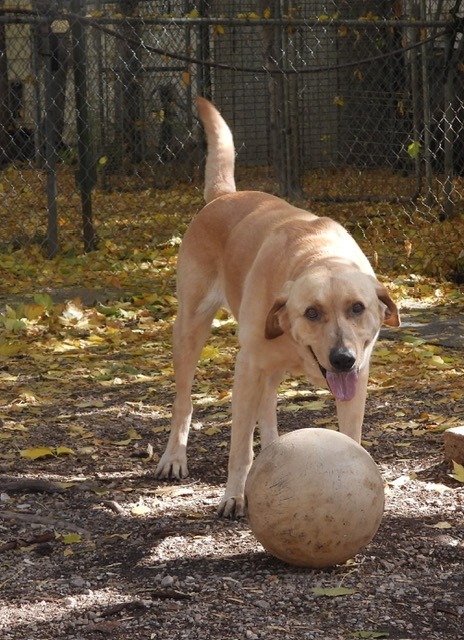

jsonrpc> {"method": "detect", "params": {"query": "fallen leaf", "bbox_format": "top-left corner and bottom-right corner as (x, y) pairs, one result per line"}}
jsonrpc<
(313, 587), (357, 597)
(3, 423), (29, 432)
(75, 400), (105, 408)
(450, 460), (464, 483)
(200, 345), (221, 361)
(20, 446), (74, 459)
(203, 426), (221, 436)
(54, 446), (75, 456)
(61, 533), (82, 544)
(131, 502), (151, 516)
(348, 632), (389, 639)
(20, 446), (54, 460)
(425, 521), (452, 529)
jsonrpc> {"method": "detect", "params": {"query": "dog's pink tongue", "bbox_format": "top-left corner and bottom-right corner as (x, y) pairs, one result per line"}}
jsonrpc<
(326, 370), (359, 402)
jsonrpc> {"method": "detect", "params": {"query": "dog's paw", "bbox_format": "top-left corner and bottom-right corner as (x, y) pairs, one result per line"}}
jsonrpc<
(155, 453), (188, 480)
(217, 494), (246, 519)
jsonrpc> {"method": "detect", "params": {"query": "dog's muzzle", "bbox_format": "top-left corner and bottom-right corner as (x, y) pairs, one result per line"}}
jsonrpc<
(329, 346), (356, 372)
(310, 347), (359, 402)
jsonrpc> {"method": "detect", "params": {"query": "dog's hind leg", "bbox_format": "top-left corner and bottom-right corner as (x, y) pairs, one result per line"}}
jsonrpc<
(155, 278), (222, 479)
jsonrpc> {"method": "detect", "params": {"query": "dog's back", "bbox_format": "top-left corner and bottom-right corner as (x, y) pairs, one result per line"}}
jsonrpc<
(197, 97), (236, 203)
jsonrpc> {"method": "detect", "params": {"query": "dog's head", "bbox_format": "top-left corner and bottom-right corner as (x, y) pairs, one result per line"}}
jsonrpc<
(265, 264), (400, 401)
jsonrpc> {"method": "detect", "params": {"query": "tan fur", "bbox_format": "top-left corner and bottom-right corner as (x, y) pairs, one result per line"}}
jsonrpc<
(155, 97), (400, 518)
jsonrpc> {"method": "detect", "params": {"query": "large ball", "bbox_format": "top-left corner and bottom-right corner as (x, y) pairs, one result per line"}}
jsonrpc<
(245, 428), (384, 568)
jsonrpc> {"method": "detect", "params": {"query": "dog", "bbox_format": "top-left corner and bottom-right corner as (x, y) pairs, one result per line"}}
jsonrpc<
(155, 97), (400, 518)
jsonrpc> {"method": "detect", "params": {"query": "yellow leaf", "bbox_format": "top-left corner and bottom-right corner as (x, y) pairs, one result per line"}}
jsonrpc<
(152, 426), (169, 433)
(54, 446), (75, 456)
(22, 303), (46, 320)
(425, 521), (452, 529)
(407, 141), (421, 159)
(182, 70), (190, 86)
(20, 446), (54, 460)
(20, 445), (75, 459)
(390, 474), (413, 487)
(237, 11), (259, 19)
(61, 533), (82, 544)
(195, 446), (208, 453)
(348, 632), (389, 638)
(132, 503), (150, 516)
(361, 439), (375, 447)
(127, 428), (142, 440)
(313, 587), (357, 597)
(76, 400), (105, 408)
(302, 399), (327, 411)
(0, 341), (23, 356)
(91, 487), (109, 496)
(186, 8), (199, 18)
(334, 96), (345, 107)
(4, 423), (29, 432)
(450, 460), (464, 483)
(67, 424), (91, 437)
(0, 371), (18, 381)
(200, 345), (220, 361)
(203, 426), (221, 436)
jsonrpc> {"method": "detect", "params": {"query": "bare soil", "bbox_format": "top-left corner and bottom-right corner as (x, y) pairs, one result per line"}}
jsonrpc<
(1, 371), (463, 640)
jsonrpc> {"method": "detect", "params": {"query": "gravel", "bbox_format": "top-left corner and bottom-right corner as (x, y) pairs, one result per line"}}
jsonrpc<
(1, 389), (463, 639)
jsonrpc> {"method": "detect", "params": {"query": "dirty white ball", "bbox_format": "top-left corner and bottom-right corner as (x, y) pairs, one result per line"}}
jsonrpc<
(245, 428), (384, 568)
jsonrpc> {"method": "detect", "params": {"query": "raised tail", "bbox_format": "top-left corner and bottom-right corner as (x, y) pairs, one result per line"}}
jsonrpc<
(197, 97), (236, 204)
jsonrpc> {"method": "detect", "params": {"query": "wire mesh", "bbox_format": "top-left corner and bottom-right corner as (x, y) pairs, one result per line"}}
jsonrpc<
(0, 1), (463, 279)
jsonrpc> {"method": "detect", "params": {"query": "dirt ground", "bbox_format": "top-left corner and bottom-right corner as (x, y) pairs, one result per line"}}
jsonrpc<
(0, 302), (463, 640)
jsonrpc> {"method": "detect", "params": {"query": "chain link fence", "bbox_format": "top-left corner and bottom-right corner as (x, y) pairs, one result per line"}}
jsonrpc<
(1, 1), (463, 278)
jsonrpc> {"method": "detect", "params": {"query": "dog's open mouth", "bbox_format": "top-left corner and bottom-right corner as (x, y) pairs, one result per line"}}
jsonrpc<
(310, 348), (359, 402)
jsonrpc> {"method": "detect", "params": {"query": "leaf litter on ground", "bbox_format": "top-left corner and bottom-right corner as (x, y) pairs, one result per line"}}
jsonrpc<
(0, 169), (463, 640)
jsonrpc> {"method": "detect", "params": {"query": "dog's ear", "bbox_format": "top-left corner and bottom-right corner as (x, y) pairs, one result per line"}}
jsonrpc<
(265, 284), (292, 339)
(376, 283), (400, 327)
(265, 298), (286, 339)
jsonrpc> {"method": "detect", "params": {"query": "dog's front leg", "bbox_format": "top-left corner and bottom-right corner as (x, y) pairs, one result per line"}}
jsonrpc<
(218, 351), (266, 519)
(335, 366), (369, 444)
(257, 369), (284, 449)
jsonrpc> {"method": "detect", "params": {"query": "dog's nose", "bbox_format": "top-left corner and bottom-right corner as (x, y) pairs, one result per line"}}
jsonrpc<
(329, 347), (356, 371)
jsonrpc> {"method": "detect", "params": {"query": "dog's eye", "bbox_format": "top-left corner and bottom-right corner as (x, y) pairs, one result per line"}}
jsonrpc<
(351, 302), (365, 315)
(304, 307), (319, 321)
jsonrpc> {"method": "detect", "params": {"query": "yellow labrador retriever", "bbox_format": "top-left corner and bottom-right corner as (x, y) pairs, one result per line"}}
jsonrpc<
(155, 97), (400, 518)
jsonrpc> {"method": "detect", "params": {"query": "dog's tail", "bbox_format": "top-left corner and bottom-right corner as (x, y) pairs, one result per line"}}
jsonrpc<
(197, 97), (236, 203)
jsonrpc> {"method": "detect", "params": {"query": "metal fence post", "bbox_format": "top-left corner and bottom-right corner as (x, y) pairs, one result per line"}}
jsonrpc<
(70, 0), (97, 252)
(42, 17), (59, 258)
